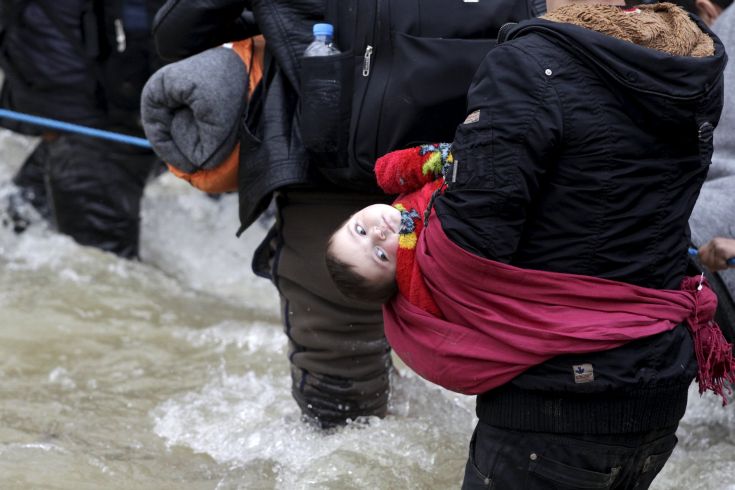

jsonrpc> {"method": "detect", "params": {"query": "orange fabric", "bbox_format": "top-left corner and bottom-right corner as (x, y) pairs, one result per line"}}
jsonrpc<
(166, 143), (240, 193)
(233, 35), (265, 97)
(168, 36), (265, 193)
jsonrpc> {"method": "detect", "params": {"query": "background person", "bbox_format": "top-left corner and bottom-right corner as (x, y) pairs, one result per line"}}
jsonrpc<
(683, 0), (735, 336)
(673, 0), (732, 24)
(0, 0), (164, 259)
(698, 237), (735, 271)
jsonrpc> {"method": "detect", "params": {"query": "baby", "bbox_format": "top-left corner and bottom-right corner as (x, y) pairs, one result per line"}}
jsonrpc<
(326, 143), (451, 313)
(326, 149), (735, 400)
(326, 202), (403, 301)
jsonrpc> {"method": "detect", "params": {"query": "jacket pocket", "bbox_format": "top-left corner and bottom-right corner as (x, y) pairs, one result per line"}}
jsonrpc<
(298, 50), (353, 169)
(629, 434), (677, 488)
(697, 121), (715, 166)
(528, 454), (619, 489)
(466, 427), (495, 489)
(239, 111), (261, 158)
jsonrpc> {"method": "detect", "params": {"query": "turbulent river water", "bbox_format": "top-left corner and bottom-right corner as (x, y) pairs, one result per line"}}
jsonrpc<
(0, 128), (733, 490)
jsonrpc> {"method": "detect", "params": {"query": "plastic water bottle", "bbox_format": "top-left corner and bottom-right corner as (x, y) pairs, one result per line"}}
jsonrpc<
(304, 23), (340, 57)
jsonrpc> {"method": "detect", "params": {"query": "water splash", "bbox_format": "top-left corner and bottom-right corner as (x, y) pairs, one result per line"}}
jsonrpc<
(139, 173), (278, 317)
(152, 368), (475, 489)
(2, 127), (734, 489)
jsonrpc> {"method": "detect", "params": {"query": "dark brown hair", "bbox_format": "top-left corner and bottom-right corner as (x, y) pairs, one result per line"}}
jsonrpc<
(325, 235), (398, 304)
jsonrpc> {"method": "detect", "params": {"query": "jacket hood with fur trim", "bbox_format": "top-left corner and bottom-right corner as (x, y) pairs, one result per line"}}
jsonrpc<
(505, 3), (726, 120)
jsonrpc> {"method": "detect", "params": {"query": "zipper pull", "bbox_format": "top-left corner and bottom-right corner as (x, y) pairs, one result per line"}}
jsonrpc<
(362, 45), (373, 77)
(114, 18), (126, 53)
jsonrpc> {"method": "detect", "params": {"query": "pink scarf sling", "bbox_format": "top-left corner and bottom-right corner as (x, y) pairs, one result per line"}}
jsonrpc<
(383, 214), (735, 402)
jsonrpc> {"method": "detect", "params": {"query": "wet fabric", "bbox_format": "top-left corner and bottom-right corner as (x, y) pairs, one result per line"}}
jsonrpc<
(258, 190), (393, 428)
(1, 0), (165, 259)
(45, 135), (156, 259)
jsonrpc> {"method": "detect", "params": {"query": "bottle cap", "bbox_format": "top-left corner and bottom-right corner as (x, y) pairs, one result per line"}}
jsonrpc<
(313, 23), (334, 37)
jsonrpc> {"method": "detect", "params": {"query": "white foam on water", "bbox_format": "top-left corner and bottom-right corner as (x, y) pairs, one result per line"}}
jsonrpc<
(0, 128), (38, 180)
(151, 369), (295, 464)
(651, 384), (735, 489)
(139, 172), (279, 316)
(0, 136), (278, 321)
(177, 320), (286, 354)
(1, 222), (79, 268)
(47, 367), (77, 391)
(3, 127), (734, 489)
(152, 366), (477, 488)
(0, 442), (67, 456)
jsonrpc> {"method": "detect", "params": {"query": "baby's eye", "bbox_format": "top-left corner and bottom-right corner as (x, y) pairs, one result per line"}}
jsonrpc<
(375, 247), (389, 262)
(355, 224), (366, 236)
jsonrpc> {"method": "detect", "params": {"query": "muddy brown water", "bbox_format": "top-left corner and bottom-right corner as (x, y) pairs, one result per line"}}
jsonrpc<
(0, 129), (733, 489)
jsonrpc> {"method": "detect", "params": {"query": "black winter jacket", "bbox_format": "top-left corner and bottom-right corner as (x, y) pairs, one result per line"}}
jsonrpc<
(152, 0), (544, 232)
(0, 0), (100, 126)
(0, 0), (165, 132)
(434, 14), (727, 434)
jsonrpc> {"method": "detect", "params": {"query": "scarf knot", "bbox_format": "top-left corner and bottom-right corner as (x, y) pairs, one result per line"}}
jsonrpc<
(681, 275), (735, 404)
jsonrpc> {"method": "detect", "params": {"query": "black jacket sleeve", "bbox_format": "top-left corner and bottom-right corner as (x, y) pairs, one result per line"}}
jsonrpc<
(435, 42), (563, 262)
(152, 0), (259, 61)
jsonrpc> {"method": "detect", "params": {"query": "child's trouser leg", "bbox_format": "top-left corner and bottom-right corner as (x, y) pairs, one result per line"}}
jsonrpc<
(263, 190), (393, 428)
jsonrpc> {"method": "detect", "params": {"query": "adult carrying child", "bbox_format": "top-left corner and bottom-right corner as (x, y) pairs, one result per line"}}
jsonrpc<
(326, 1), (733, 487)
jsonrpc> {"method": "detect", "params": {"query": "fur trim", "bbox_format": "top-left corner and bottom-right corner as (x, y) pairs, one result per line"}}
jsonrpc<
(543, 3), (714, 57)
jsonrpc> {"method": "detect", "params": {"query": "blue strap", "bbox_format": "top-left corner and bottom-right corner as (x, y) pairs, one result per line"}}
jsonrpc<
(0, 108), (152, 149)
(689, 246), (735, 266)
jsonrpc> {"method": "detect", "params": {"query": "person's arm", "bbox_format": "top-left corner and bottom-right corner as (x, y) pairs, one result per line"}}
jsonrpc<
(698, 237), (735, 271)
(436, 42), (563, 261)
(152, 0), (259, 61)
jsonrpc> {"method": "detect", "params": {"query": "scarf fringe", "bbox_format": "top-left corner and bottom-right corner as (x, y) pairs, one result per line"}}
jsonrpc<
(683, 276), (735, 405)
(693, 319), (735, 405)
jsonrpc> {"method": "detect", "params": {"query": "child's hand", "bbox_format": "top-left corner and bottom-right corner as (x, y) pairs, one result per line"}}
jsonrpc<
(698, 237), (735, 271)
(375, 144), (450, 194)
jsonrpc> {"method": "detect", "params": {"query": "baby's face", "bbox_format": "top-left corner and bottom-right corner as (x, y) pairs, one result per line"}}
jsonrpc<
(331, 204), (402, 286)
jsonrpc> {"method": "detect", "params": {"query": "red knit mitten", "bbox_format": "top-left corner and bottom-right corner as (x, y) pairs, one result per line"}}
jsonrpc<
(375, 144), (449, 194)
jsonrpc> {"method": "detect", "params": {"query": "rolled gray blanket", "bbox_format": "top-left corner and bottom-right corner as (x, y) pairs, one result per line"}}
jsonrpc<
(141, 47), (247, 173)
